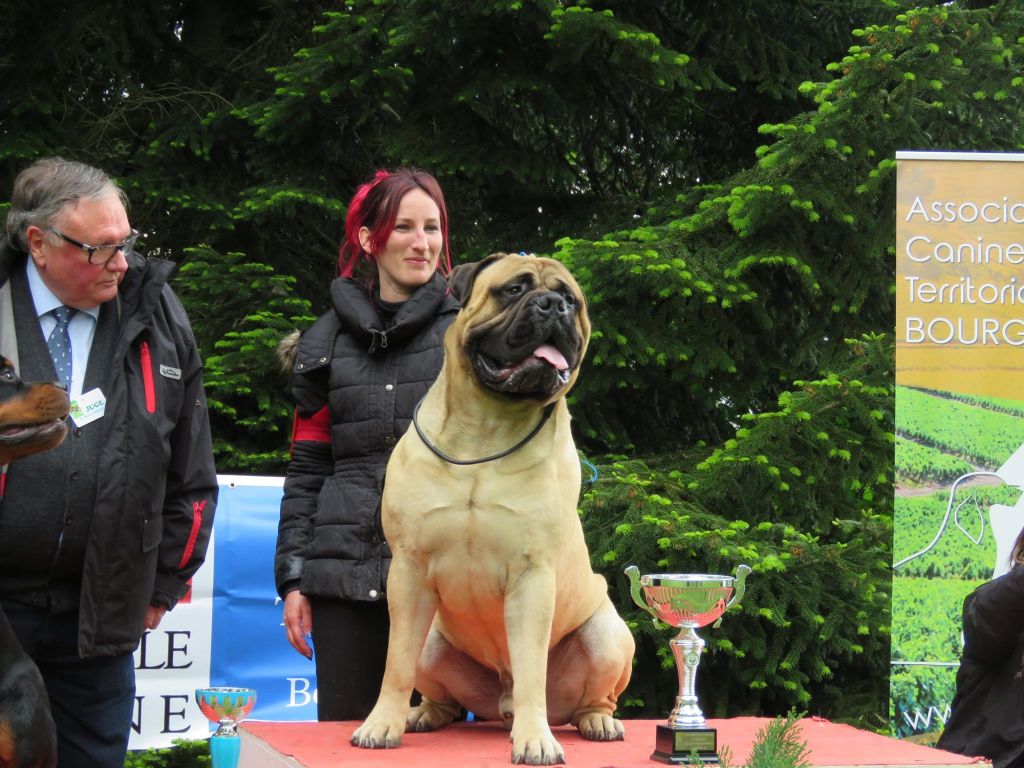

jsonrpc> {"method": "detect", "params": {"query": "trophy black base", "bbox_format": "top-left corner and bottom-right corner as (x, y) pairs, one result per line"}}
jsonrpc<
(651, 723), (720, 765)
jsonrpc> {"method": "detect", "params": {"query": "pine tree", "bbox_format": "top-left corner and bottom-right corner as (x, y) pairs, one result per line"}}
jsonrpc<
(558, 1), (1024, 452)
(584, 335), (894, 722)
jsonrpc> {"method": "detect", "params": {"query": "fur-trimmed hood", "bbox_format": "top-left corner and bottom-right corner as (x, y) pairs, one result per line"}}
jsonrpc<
(276, 330), (301, 374)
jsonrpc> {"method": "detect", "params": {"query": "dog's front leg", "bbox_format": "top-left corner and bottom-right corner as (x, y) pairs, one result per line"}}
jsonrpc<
(505, 567), (564, 766)
(351, 557), (436, 750)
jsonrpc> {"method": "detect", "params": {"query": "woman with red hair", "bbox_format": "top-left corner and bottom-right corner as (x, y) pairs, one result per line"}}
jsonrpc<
(275, 169), (459, 720)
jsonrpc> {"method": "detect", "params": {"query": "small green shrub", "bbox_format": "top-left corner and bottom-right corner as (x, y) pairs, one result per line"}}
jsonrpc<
(740, 712), (812, 768)
(124, 738), (210, 768)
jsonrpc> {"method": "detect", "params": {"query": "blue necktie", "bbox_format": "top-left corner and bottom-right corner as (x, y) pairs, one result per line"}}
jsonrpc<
(47, 305), (77, 390)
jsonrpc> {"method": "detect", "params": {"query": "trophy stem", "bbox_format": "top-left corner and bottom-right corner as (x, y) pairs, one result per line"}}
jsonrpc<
(668, 625), (706, 729)
(209, 730), (241, 768)
(214, 717), (239, 737)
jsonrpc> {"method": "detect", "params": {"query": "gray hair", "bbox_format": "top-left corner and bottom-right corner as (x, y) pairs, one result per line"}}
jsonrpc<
(5, 157), (129, 251)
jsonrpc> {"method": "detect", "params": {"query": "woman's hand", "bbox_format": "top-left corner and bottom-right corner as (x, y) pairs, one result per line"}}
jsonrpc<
(283, 590), (314, 659)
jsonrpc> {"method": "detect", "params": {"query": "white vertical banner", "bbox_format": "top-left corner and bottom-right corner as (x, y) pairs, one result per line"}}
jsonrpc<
(892, 150), (1024, 739)
(129, 529), (215, 750)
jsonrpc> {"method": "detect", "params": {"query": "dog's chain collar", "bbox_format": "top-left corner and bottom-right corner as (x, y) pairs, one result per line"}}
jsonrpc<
(411, 399), (556, 466)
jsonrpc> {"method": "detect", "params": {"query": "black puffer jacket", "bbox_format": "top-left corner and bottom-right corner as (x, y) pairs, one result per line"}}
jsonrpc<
(937, 566), (1024, 767)
(275, 272), (458, 602)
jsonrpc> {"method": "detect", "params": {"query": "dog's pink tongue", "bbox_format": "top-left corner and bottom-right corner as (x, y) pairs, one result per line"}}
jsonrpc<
(533, 344), (568, 371)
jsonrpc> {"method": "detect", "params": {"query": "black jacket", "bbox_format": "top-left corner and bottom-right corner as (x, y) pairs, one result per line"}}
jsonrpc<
(937, 566), (1024, 767)
(275, 272), (458, 602)
(0, 239), (218, 657)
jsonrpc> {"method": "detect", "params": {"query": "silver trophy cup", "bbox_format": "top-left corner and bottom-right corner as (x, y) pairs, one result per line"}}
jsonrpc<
(625, 564), (751, 764)
(195, 687), (257, 768)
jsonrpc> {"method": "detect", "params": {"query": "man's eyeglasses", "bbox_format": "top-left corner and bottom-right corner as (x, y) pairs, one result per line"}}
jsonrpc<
(48, 229), (140, 266)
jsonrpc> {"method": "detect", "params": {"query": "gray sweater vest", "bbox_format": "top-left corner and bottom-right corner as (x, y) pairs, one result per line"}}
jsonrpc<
(0, 260), (119, 613)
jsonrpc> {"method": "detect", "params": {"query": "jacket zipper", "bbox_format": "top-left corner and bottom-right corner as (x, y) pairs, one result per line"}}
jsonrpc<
(178, 500), (206, 570)
(140, 341), (156, 413)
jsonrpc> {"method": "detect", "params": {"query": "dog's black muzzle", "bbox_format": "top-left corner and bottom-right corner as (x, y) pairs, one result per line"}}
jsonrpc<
(468, 291), (581, 399)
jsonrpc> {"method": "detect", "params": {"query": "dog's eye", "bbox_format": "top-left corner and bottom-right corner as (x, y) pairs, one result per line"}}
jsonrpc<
(562, 292), (576, 307)
(504, 284), (524, 297)
(0, 369), (13, 381)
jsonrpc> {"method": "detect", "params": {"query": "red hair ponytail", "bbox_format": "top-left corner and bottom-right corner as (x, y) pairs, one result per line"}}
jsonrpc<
(338, 170), (390, 278)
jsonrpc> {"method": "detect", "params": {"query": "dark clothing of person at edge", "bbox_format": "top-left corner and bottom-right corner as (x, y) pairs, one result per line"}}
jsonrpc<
(938, 562), (1024, 767)
(275, 168), (458, 720)
(0, 158), (217, 768)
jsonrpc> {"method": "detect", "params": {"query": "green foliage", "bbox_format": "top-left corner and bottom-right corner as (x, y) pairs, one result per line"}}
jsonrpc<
(172, 247), (315, 473)
(586, 335), (894, 725)
(890, 475), (1018, 736)
(888, 576), (980, 737)
(237, 0), (904, 261)
(555, 1), (1024, 452)
(742, 711), (812, 768)
(941, 391), (1024, 418)
(124, 739), (210, 768)
(890, 482), (1011, 737)
(891, 577), (977, 664)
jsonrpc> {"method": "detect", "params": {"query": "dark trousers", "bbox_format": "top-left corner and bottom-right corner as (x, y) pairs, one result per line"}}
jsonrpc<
(309, 597), (391, 721)
(0, 600), (135, 768)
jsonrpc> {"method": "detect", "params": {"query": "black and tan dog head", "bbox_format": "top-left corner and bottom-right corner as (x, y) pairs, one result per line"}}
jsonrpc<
(0, 357), (70, 465)
(448, 253), (590, 402)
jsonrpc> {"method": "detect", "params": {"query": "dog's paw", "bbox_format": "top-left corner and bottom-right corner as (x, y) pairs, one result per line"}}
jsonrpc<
(350, 714), (405, 749)
(406, 699), (460, 732)
(576, 712), (625, 741)
(510, 725), (565, 766)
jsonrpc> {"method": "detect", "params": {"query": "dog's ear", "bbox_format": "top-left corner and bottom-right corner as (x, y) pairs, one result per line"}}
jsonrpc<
(448, 252), (510, 303)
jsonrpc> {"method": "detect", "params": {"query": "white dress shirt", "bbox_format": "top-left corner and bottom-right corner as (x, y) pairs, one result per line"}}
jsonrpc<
(26, 258), (101, 400)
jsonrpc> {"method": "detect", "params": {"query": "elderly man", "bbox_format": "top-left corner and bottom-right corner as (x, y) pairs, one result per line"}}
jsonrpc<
(0, 158), (218, 767)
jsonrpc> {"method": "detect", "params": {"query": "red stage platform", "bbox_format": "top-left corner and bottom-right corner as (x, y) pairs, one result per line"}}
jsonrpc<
(239, 718), (991, 767)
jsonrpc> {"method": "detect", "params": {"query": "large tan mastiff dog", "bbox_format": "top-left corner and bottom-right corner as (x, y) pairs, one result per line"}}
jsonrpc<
(351, 253), (635, 765)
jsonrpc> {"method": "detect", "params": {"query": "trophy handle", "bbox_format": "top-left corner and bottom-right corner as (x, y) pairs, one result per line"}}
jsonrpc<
(624, 565), (660, 621)
(725, 564), (752, 612)
(712, 564), (751, 628)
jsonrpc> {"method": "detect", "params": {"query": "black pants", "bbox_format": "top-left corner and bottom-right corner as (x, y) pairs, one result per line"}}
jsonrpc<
(309, 597), (391, 721)
(1, 600), (135, 768)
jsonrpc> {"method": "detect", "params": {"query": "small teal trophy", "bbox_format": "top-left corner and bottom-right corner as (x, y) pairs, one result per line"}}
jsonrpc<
(195, 687), (257, 768)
